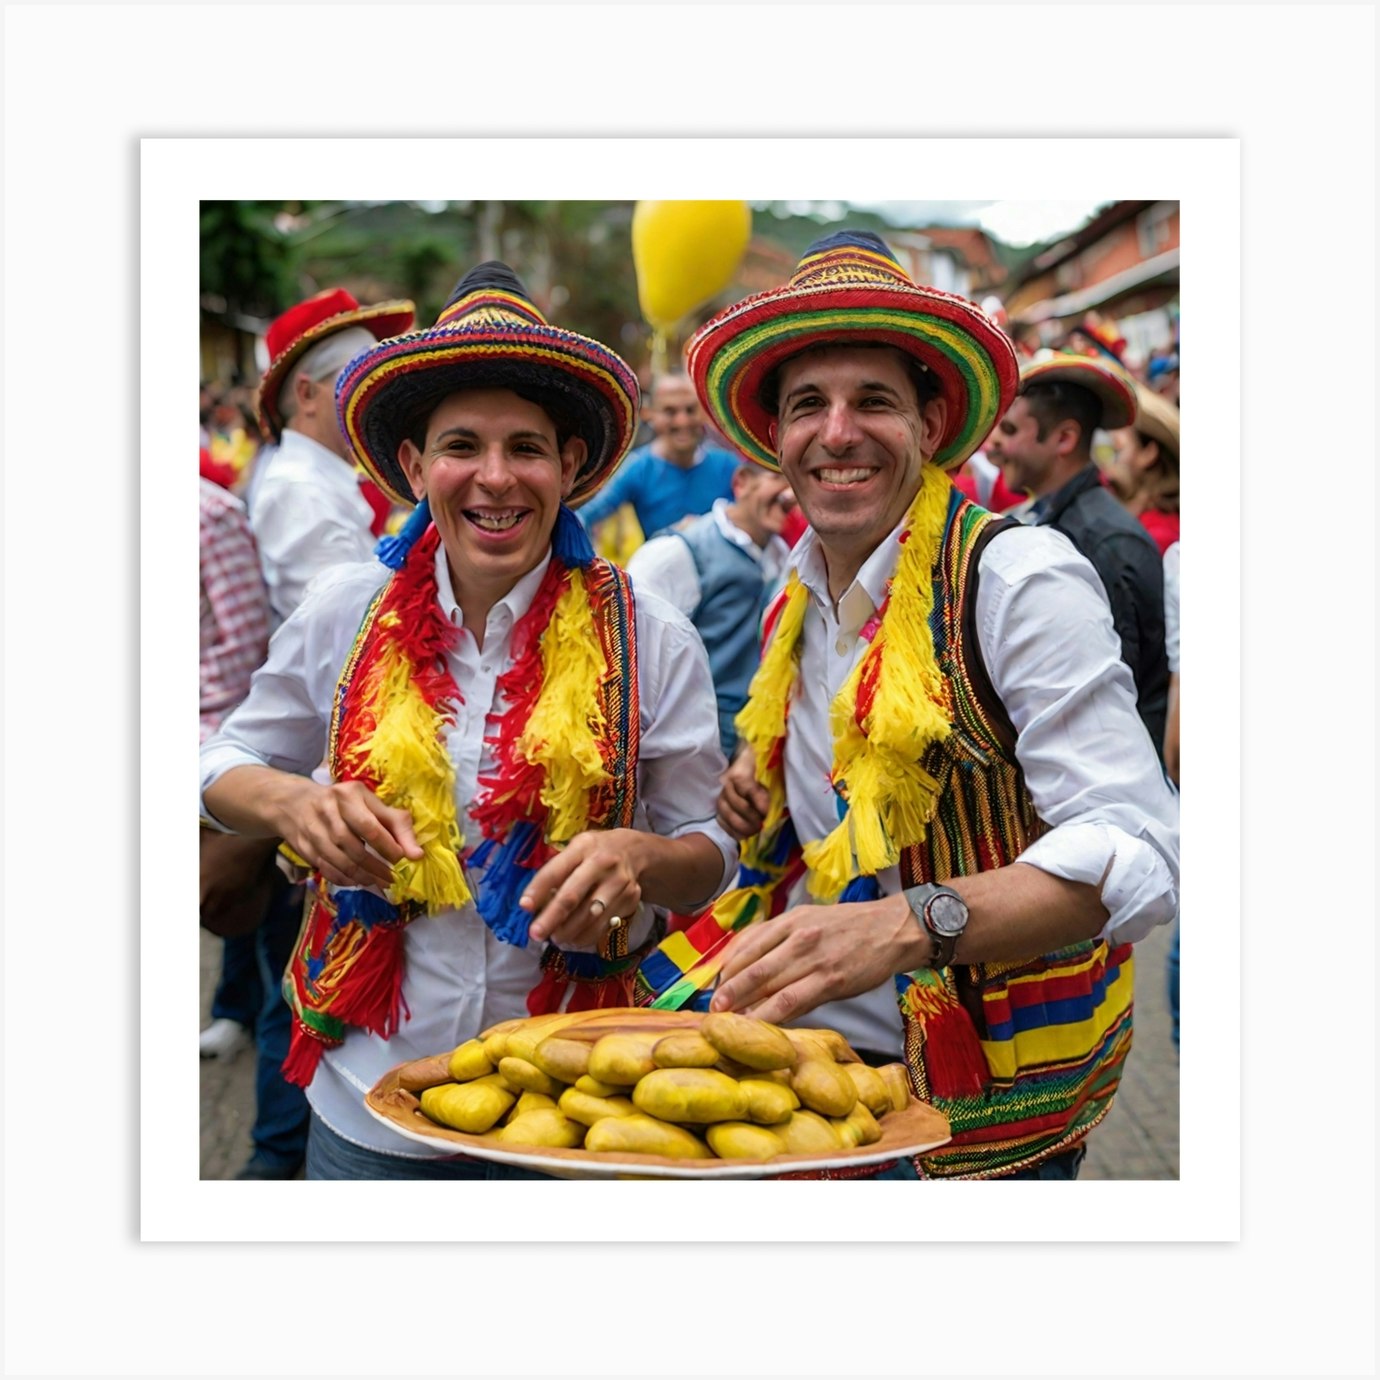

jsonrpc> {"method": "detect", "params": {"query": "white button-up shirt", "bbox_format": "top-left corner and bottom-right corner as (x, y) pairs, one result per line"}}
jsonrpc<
(201, 543), (737, 1156)
(624, 499), (791, 616)
(247, 428), (378, 625)
(781, 513), (1181, 1056)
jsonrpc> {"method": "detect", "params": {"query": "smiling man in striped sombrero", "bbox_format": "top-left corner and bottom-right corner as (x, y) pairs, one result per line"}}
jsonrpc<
(200, 261), (737, 1179)
(635, 230), (1181, 1180)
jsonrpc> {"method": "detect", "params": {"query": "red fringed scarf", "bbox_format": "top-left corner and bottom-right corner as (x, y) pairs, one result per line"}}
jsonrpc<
(282, 527), (640, 1087)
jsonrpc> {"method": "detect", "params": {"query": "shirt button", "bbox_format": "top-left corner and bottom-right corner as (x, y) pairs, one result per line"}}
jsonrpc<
(835, 637), (850, 656)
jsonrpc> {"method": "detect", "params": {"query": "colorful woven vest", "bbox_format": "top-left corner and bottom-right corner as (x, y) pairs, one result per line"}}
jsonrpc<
(891, 497), (1134, 1179)
(281, 520), (649, 1087)
(636, 489), (1135, 1179)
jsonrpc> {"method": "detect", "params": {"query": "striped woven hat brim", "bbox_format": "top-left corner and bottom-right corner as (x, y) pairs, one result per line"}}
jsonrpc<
(1019, 355), (1139, 431)
(256, 300), (415, 443)
(687, 279), (1018, 474)
(336, 322), (640, 508)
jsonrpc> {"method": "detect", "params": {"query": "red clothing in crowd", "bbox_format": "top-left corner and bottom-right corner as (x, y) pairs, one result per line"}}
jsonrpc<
(199, 445), (239, 492)
(1138, 508), (1181, 558)
(357, 474), (394, 538)
(952, 465), (1023, 513)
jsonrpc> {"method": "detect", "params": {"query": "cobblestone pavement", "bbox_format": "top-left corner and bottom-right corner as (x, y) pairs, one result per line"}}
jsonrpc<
(200, 921), (1178, 1180)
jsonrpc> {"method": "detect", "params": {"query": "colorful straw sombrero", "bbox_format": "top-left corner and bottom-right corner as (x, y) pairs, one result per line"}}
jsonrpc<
(336, 263), (640, 509)
(1019, 352), (1138, 431)
(685, 229), (1019, 472)
(257, 288), (415, 442)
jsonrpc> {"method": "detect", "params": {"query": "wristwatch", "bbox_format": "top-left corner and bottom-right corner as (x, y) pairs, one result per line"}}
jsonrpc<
(902, 883), (970, 969)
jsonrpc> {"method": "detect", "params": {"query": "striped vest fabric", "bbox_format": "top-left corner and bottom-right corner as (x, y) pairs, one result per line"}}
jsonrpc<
(895, 495), (1135, 1178)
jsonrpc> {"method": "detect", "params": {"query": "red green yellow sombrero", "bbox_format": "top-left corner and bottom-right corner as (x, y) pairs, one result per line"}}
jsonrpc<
(336, 262), (640, 509)
(1019, 352), (1138, 431)
(685, 229), (1019, 473)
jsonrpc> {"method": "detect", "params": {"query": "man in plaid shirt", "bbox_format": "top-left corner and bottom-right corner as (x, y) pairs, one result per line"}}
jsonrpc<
(200, 476), (271, 743)
(200, 474), (313, 1177)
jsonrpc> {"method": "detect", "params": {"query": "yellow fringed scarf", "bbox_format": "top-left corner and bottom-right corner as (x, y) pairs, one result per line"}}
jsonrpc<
(737, 465), (956, 899)
(338, 537), (616, 912)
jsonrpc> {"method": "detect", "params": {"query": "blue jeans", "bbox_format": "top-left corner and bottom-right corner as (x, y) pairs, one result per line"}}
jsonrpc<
(209, 877), (311, 1171)
(210, 932), (261, 1028)
(1167, 921), (1180, 1049)
(305, 1112), (554, 1180)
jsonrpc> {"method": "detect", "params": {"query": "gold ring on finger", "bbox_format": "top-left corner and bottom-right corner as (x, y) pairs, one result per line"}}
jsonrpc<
(589, 897), (607, 915)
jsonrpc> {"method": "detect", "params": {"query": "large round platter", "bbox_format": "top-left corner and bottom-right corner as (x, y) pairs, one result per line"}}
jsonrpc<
(364, 1065), (951, 1180)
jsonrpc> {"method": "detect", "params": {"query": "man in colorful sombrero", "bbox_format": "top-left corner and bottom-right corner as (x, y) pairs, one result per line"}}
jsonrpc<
(988, 353), (1170, 755)
(636, 231), (1180, 1179)
(201, 263), (736, 1179)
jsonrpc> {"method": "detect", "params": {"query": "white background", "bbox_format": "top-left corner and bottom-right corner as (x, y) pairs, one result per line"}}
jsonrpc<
(3, 4), (1374, 1378)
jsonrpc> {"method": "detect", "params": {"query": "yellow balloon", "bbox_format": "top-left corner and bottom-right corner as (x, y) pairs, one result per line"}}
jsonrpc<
(632, 201), (753, 334)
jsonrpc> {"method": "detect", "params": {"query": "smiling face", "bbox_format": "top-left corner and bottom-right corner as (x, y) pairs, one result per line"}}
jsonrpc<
(397, 389), (584, 619)
(769, 346), (946, 592)
(729, 465), (795, 548)
(646, 374), (705, 467)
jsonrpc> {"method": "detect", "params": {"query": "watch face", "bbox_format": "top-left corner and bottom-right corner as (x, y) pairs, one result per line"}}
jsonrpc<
(927, 892), (968, 937)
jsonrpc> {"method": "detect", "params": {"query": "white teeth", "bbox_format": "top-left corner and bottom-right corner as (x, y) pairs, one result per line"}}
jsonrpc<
(468, 510), (525, 531)
(816, 467), (873, 485)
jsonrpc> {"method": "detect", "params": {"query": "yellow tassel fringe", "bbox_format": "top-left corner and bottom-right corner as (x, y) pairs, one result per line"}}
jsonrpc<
(516, 569), (611, 844)
(346, 640), (472, 913)
(748, 467), (956, 900)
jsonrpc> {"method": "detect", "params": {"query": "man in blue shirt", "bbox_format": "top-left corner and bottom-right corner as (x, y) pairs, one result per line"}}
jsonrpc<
(577, 371), (742, 539)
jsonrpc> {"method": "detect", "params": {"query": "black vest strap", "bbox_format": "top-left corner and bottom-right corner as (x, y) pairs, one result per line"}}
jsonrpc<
(958, 516), (1022, 759)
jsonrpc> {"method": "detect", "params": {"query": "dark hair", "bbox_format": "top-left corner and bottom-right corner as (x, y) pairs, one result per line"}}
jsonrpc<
(1017, 380), (1101, 454)
(757, 342), (942, 416)
(405, 383), (579, 452)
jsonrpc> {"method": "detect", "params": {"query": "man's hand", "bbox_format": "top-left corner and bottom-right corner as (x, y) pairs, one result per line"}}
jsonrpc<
(520, 828), (647, 949)
(273, 778), (424, 891)
(708, 893), (927, 1025)
(717, 744), (771, 840)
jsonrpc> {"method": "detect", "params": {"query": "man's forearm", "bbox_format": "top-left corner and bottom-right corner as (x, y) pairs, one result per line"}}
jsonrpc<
(204, 764), (310, 838)
(945, 862), (1110, 965)
(630, 830), (729, 913)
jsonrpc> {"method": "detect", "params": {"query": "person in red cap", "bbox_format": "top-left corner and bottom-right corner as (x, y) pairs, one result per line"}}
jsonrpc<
(199, 288), (414, 1178)
(247, 288), (415, 624)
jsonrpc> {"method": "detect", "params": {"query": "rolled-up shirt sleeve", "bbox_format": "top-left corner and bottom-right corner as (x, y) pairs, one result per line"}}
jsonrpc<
(977, 526), (1180, 946)
(632, 586), (739, 901)
(199, 561), (384, 828)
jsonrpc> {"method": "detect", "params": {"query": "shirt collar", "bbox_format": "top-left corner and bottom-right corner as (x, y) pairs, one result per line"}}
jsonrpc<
(278, 428), (363, 491)
(790, 509), (907, 641)
(711, 498), (762, 558)
(433, 541), (555, 634)
(653, 439), (708, 469)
